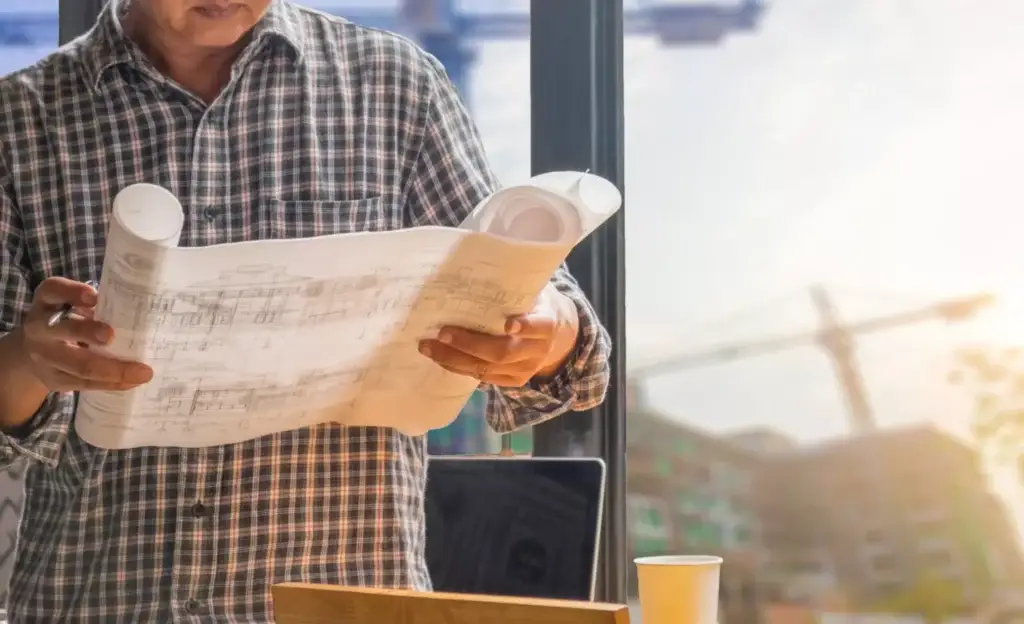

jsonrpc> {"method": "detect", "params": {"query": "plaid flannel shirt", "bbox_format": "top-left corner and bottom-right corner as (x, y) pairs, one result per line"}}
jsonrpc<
(0, 1), (610, 621)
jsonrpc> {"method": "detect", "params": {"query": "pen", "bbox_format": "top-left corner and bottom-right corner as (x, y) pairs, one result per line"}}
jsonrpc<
(46, 280), (100, 328)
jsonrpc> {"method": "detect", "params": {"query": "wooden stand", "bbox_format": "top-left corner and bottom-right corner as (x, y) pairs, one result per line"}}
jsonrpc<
(273, 584), (631, 624)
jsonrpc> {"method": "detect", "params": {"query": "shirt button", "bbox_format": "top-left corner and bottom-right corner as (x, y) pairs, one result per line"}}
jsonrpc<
(185, 598), (201, 614)
(190, 502), (209, 518)
(202, 205), (222, 221)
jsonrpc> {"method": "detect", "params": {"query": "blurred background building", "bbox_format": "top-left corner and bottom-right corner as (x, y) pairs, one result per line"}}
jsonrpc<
(754, 425), (1024, 608)
(627, 405), (763, 623)
(626, 399), (1024, 623)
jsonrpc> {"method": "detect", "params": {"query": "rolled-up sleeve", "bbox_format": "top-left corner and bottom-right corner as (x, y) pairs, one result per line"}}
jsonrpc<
(0, 151), (72, 470)
(403, 52), (612, 434)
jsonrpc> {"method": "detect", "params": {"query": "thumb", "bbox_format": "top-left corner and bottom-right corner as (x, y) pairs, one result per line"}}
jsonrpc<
(505, 309), (559, 338)
(505, 285), (564, 337)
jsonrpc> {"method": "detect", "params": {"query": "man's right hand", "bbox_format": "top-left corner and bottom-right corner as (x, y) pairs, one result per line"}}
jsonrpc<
(19, 277), (153, 392)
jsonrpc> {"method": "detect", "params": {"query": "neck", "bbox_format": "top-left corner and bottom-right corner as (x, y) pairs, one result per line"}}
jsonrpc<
(121, 3), (248, 103)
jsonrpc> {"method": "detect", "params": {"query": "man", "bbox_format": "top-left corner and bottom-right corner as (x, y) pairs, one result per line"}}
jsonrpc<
(0, 0), (611, 621)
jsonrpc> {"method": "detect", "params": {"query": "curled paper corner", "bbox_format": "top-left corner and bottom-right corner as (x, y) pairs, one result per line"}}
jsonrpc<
(566, 169), (590, 198)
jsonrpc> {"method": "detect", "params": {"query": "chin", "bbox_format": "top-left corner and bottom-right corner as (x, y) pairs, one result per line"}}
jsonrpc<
(187, 21), (255, 48)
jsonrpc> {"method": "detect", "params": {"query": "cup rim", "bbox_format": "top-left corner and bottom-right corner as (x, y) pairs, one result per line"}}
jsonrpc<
(634, 555), (724, 566)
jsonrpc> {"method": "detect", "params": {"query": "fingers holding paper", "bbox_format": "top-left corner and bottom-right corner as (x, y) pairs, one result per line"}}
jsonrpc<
(21, 277), (154, 392)
(419, 284), (581, 388)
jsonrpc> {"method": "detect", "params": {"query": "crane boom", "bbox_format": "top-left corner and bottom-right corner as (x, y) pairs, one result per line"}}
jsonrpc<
(631, 291), (993, 377)
(630, 287), (994, 434)
(630, 329), (814, 376)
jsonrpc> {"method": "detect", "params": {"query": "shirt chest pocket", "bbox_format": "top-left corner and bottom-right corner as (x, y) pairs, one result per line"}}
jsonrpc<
(257, 196), (400, 240)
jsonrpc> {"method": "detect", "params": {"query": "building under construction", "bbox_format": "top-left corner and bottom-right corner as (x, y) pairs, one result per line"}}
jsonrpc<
(626, 407), (1024, 621)
(752, 423), (1024, 610)
(627, 407), (763, 624)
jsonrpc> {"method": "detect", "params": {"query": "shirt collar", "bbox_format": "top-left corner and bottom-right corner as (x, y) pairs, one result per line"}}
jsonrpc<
(81, 0), (308, 93)
(256, 0), (308, 63)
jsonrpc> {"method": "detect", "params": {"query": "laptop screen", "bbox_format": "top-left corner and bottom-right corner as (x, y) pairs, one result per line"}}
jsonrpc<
(424, 457), (605, 601)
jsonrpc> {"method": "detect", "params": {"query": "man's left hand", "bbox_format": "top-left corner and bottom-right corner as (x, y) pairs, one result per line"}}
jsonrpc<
(419, 284), (580, 387)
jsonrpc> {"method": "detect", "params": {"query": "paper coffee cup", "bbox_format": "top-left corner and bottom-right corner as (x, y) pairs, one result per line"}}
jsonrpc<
(635, 555), (722, 624)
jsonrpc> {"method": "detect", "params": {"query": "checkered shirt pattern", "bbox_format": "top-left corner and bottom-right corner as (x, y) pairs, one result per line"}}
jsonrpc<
(0, 1), (611, 621)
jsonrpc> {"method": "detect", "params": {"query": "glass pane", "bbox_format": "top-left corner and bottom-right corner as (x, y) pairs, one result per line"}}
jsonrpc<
(507, 428), (533, 455)
(426, 390), (501, 455)
(625, 0), (1024, 621)
(0, 1), (59, 74)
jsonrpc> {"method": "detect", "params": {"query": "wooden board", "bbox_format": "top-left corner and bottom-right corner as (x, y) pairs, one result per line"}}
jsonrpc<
(273, 584), (631, 624)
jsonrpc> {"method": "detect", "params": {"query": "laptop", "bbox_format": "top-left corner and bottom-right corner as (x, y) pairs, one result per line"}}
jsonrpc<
(424, 456), (606, 602)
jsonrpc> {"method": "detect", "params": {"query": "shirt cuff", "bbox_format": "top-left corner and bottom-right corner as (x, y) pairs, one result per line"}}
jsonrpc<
(0, 392), (75, 469)
(485, 282), (611, 433)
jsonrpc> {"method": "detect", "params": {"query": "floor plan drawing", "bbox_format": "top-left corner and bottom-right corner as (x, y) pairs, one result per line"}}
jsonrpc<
(75, 172), (621, 450)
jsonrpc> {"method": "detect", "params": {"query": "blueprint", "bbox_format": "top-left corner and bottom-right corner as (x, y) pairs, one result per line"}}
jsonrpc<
(75, 172), (621, 449)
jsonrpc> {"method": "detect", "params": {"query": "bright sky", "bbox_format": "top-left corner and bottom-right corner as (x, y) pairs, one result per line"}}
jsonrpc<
(471, 0), (1024, 438)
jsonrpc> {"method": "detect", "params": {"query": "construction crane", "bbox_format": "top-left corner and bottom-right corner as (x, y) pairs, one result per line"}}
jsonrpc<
(630, 285), (995, 435)
(0, 0), (770, 99)
(328, 0), (769, 97)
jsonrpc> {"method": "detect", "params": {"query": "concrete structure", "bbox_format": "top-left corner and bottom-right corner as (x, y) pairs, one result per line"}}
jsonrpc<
(626, 410), (1024, 622)
(753, 425), (1024, 614)
(626, 408), (764, 624)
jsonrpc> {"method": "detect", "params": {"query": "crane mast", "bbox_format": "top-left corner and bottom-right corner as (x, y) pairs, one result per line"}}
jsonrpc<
(810, 285), (876, 433)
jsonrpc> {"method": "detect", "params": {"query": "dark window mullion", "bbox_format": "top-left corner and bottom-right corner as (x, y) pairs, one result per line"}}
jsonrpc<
(59, 0), (105, 45)
(529, 0), (627, 604)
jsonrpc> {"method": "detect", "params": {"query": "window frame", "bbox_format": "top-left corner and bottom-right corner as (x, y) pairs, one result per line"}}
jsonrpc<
(529, 0), (627, 602)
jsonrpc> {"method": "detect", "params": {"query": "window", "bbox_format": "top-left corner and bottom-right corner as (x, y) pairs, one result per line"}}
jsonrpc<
(654, 457), (673, 478)
(687, 522), (723, 549)
(628, 495), (670, 556)
(629, 497), (668, 535)
(624, 0), (1024, 612)
(675, 437), (696, 457)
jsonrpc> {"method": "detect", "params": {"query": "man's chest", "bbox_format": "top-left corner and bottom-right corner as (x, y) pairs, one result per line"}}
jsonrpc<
(7, 67), (415, 284)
